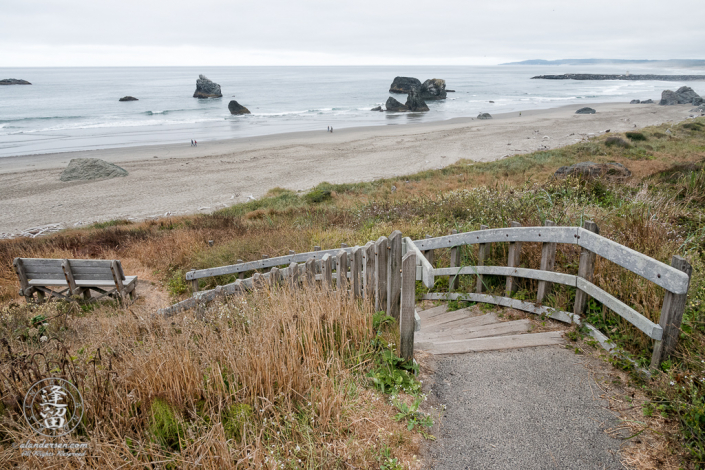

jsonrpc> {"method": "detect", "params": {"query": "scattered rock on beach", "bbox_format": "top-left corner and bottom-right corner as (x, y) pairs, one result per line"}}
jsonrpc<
(193, 74), (222, 98)
(228, 100), (251, 115)
(659, 86), (700, 105)
(370, 106), (382, 112)
(385, 97), (408, 112)
(405, 88), (429, 112)
(421, 78), (447, 100)
(119, 96), (138, 101)
(477, 113), (492, 120)
(389, 77), (422, 94)
(641, 99), (654, 104)
(60, 158), (128, 182)
(576, 107), (596, 114)
(630, 99), (640, 104)
(554, 161), (631, 181)
(0, 78), (31, 85)
(693, 97), (704, 106)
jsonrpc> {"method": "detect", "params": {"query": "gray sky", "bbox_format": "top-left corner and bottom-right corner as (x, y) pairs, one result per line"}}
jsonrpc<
(2, 0), (704, 66)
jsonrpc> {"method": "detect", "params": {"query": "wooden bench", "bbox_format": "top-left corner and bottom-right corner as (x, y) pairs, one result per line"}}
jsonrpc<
(12, 258), (137, 303)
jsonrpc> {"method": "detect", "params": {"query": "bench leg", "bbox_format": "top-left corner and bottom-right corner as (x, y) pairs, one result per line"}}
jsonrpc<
(36, 290), (46, 303)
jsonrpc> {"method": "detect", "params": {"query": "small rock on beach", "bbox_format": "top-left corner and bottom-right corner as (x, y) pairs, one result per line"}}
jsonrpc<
(60, 158), (129, 182)
(576, 107), (596, 114)
(477, 113), (492, 120)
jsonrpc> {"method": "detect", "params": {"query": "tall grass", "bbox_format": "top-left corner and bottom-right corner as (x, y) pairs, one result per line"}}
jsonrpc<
(0, 286), (420, 468)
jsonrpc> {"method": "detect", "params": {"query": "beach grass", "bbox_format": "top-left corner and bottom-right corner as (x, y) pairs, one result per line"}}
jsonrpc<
(1, 117), (705, 467)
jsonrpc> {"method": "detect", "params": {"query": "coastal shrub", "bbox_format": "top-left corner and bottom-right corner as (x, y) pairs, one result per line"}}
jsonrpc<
(304, 188), (332, 204)
(92, 219), (132, 229)
(625, 131), (647, 141)
(604, 136), (631, 148)
(682, 122), (704, 131)
(148, 398), (185, 451)
(223, 403), (253, 442)
(652, 132), (668, 139)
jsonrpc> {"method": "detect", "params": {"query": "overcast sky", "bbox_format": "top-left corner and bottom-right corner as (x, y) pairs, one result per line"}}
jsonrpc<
(2, 0), (704, 66)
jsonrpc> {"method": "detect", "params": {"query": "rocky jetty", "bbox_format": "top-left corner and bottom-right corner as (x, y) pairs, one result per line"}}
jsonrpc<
(60, 158), (128, 182)
(405, 88), (429, 111)
(0, 78), (31, 85)
(389, 77), (422, 94)
(532, 74), (705, 81)
(228, 100), (251, 115)
(660, 86), (701, 105)
(193, 75), (222, 98)
(385, 97), (408, 112)
(576, 107), (596, 114)
(477, 113), (492, 120)
(119, 96), (138, 101)
(554, 162), (631, 181)
(420, 79), (447, 100)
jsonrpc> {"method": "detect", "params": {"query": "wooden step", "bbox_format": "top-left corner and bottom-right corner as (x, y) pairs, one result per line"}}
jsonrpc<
(417, 304), (449, 320)
(419, 312), (500, 335)
(416, 319), (531, 345)
(418, 331), (565, 355)
(420, 307), (480, 329)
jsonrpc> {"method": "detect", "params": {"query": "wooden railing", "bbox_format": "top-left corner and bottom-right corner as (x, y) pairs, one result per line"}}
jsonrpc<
(162, 222), (692, 370)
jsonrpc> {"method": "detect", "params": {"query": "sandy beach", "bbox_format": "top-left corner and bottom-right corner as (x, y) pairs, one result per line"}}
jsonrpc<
(0, 102), (697, 236)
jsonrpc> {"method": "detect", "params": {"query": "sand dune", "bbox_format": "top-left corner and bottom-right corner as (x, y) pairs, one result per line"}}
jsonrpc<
(0, 102), (696, 236)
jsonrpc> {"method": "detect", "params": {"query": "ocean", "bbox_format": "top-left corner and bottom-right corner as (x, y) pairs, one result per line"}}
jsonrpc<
(0, 64), (701, 158)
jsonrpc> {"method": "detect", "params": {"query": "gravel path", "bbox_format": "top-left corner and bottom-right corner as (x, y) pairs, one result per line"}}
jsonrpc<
(423, 346), (626, 469)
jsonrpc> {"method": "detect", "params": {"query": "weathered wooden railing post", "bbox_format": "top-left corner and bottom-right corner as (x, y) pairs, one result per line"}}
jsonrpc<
(351, 246), (363, 299)
(288, 262), (299, 289)
(449, 229), (459, 291)
(505, 221), (522, 296)
(270, 267), (281, 286)
(400, 251), (416, 361)
(574, 220), (599, 316)
(190, 268), (199, 293)
(336, 250), (349, 294)
(476, 225), (489, 293)
(375, 236), (388, 312)
(423, 234), (434, 266)
(388, 231), (403, 321)
(237, 260), (245, 279)
(651, 256), (693, 370)
(537, 220), (557, 303)
(321, 254), (333, 289)
(305, 258), (316, 287)
(364, 241), (375, 301)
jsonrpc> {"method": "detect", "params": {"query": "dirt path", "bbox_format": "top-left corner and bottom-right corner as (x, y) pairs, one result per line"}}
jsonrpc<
(421, 346), (628, 469)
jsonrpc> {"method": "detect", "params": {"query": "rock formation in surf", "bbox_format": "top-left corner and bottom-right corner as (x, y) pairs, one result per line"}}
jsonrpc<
(119, 96), (138, 101)
(228, 100), (251, 115)
(389, 77), (422, 94)
(576, 107), (596, 114)
(60, 158), (128, 182)
(659, 86), (700, 105)
(405, 88), (429, 111)
(193, 75), (222, 98)
(385, 97), (408, 112)
(420, 78), (447, 100)
(0, 78), (31, 85)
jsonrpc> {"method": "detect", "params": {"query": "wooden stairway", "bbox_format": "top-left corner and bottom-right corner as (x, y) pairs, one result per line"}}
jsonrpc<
(414, 304), (565, 355)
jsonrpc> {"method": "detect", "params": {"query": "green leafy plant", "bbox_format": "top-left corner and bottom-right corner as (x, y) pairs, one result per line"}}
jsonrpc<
(392, 396), (433, 432)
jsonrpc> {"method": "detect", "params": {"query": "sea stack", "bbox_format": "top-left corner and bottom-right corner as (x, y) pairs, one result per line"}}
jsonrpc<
(420, 79), (447, 100)
(228, 100), (251, 115)
(385, 97), (408, 112)
(0, 78), (31, 85)
(193, 75), (222, 98)
(405, 88), (429, 111)
(389, 77), (422, 94)
(119, 96), (138, 101)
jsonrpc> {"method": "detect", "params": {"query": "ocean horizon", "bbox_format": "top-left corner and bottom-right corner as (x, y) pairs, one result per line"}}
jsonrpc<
(1, 64), (702, 158)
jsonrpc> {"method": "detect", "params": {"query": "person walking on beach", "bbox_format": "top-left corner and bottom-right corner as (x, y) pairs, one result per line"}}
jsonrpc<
(191, 139), (194, 146)
(330, 126), (333, 133)
(194, 140), (197, 146)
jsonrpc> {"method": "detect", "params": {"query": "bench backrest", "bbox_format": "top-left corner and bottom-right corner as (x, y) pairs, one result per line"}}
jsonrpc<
(15, 258), (125, 281)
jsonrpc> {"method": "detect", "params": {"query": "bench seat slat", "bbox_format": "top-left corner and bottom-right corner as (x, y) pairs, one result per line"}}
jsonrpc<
(26, 273), (66, 280)
(28, 277), (137, 288)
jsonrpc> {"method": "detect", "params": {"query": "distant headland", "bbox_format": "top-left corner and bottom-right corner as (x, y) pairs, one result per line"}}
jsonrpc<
(532, 74), (705, 81)
(501, 59), (705, 67)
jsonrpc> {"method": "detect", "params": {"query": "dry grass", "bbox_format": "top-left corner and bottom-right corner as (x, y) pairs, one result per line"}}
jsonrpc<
(0, 286), (422, 468)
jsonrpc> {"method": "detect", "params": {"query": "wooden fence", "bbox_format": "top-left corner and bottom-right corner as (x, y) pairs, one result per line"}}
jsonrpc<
(160, 222), (692, 370)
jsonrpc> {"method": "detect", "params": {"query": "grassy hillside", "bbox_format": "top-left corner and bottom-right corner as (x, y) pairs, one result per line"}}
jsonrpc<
(1, 117), (705, 468)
